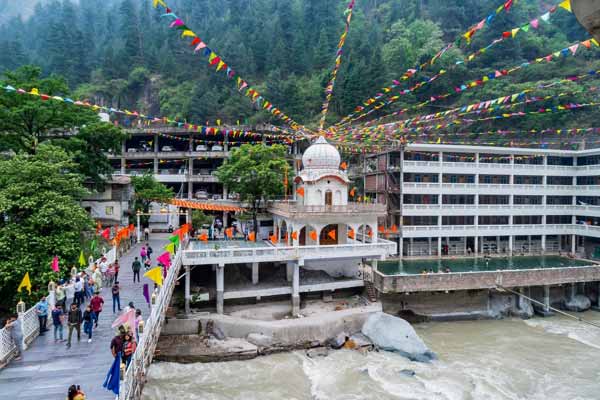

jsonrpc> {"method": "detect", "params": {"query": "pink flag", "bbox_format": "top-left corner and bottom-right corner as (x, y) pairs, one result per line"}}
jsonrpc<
(51, 256), (59, 272)
(157, 251), (171, 268)
(530, 19), (539, 29)
(112, 308), (136, 331)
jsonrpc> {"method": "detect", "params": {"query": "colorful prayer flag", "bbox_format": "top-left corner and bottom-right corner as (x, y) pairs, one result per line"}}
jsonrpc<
(17, 272), (32, 295)
(144, 267), (164, 286)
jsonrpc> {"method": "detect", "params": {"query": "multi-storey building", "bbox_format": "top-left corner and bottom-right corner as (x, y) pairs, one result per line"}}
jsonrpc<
(363, 143), (600, 258)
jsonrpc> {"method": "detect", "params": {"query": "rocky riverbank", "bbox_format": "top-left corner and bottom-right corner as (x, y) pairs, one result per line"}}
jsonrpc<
(155, 311), (435, 364)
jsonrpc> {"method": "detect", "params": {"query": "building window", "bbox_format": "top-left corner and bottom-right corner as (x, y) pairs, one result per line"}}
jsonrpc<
(105, 206), (114, 216)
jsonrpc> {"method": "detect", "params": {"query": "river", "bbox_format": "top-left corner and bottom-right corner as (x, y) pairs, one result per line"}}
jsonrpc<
(142, 312), (600, 400)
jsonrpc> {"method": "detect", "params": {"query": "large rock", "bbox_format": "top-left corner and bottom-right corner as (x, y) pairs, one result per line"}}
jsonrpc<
(327, 332), (348, 349)
(361, 312), (436, 362)
(565, 295), (591, 312)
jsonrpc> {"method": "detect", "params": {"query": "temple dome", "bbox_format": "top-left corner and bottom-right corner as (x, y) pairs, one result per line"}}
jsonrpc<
(302, 136), (341, 170)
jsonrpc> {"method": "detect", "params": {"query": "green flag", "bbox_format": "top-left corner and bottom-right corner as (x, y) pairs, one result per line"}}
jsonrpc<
(169, 235), (180, 246)
(79, 250), (86, 267)
(90, 239), (97, 252)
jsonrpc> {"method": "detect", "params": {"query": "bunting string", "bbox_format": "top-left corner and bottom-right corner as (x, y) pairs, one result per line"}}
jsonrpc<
(318, 0), (355, 132)
(332, 0), (574, 129)
(151, 0), (312, 135)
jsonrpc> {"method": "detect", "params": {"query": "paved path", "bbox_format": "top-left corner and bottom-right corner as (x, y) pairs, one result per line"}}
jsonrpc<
(0, 238), (168, 400)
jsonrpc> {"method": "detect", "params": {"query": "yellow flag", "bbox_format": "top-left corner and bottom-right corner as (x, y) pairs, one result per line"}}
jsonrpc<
(558, 0), (571, 12)
(165, 242), (175, 254)
(144, 267), (163, 287)
(30, 88), (39, 95)
(153, 0), (166, 8)
(181, 30), (196, 38)
(17, 272), (32, 295)
(79, 250), (86, 267)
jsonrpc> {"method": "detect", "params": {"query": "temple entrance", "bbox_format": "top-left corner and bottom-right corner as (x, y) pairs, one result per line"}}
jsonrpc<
(325, 190), (332, 206)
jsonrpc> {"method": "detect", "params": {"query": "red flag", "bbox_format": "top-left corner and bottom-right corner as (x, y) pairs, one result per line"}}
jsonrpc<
(101, 228), (110, 240)
(51, 256), (59, 273)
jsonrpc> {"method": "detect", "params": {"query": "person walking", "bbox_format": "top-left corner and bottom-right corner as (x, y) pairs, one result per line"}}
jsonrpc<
(35, 296), (49, 336)
(140, 246), (147, 262)
(73, 277), (83, 306)
(135, 309), (143, 342)
(90, 292), (104, 328)
(146, 243), (153, 260)
(112, 281), (121, 313)
(132, 257), (142, 283)
(55, 283), (66, 310)
(6, 315), (23, 361)
(143, 257), (152, 272)
(51, 304), (64, 342)
(66, 303), (82, 348)
(82, 305), (95, 343)
(122, 332), (137, 368)
(113, 260), (120, 282)
(144, 227), (150, 241)
(110, 326), (126, 358)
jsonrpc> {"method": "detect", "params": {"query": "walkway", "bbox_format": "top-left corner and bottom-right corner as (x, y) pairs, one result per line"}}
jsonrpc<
(0, 237), (168, 400)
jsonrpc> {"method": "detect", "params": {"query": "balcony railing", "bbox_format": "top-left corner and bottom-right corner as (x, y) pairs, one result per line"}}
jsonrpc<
(268, 201), (387, 215)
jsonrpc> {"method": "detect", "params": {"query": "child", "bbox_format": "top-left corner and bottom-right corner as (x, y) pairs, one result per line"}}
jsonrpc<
(122, 332), (137, 367)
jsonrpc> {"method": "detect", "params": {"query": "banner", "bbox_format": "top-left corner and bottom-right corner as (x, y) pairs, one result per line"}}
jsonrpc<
(151, 0), (310, 135)
(318, 0), (355, 131)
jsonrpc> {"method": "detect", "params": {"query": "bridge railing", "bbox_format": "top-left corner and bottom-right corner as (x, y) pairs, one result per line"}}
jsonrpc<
(120, 239), (186, 400)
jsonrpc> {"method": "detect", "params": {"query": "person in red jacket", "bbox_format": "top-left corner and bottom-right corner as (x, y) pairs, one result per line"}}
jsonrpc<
(89, 292), (104, 328)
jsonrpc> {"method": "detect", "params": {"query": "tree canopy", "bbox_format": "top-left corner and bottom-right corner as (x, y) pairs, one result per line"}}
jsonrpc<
(131, 172), (175, 226)
(216, 143), (288, 233)
(0, 144), (94, 308)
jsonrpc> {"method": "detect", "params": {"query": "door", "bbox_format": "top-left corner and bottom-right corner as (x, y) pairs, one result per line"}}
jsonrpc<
(325, 190), (333, 206)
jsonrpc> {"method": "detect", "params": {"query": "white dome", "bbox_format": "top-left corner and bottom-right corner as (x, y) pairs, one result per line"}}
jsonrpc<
(302, 136), (341, 170)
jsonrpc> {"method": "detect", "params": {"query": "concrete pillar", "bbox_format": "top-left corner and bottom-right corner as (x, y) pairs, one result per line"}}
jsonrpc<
(185, 265), (191, 315)
(474, 236), (478, 256)
(372, 259), (378, 272)
(541, 235), (546, 253)
(509, 236), (513, 256)
(568, 282), (576, 301)
(409, 238), (413, 256)
(216, 264), (224, 314)
(571, 234), (576, 254)
(399, 237), (404, 258)
(437, 237), (442, 257)
(428, 237), (432, 256)
(252, 262), (259, 285)
(543, 285), (550, 312)
(121, 139), (126, 174)
(286, 261), (293, 282)
(223, 212), (229, 229)
(528, 235), (532, 254)
(153, 133), (159, 174)
(292, 260), (301, 316)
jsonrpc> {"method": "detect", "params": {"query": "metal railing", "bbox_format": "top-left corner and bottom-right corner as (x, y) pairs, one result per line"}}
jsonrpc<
(120, 239), (186, 400)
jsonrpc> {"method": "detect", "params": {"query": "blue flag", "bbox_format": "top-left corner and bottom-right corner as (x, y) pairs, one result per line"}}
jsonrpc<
(103, 353), (121, 395)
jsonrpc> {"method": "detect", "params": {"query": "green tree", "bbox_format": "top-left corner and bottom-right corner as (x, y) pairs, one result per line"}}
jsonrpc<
(191, 210), (213, 230)
(131, 172), (174, 226)
(215, 144), (288, 236)
(0, 144), (93, 308)
(0, 65), (127, 185)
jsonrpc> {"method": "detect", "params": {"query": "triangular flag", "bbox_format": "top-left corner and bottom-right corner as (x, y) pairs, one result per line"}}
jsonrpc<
(79, 251), (86, 267)
(349, 187), (356, 197)
(511, 28), (520, 38)
(296, 187), (305, 197)
(530, 19), (539, 29)
(569, 44), (579, 55)
(90, 239), (97, 252)
(348, 229), (355, 239)
(17, 272), (32, 295)
(144, 267), (164, 286)
(157, 251), (171, 267)
(340, 161), (348, 170)
(169, 235), (180, 246)
(199, 233), (208, 242)
(101, 228), (110, 240)
(540, 12), (550, 22)
(558, 0), (571, 12)
(248, 231), (256, 242)
(327, 230), (336, 241)
(269, 234), (278, 243)
(309, 231), (318, 241)
(165, 242), (175, 255)
(390, 224), (398, 233)
(291, 231), (298, 240)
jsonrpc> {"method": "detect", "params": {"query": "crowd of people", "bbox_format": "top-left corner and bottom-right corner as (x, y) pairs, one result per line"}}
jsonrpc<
(4, 240), (157, 399)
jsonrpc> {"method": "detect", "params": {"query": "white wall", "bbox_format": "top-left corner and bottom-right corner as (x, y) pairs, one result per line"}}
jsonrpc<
(303, 178), (348, 206)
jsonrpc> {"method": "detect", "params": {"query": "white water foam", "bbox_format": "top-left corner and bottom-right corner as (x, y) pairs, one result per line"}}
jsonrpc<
(524, 316), (600, 350)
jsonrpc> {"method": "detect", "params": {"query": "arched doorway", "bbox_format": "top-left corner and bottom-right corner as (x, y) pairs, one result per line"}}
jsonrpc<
(320, 224), (339, 245)
(299, 225), (318, 246)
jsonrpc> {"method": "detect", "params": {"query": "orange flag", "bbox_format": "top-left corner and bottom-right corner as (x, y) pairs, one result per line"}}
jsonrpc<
(225, 227), (234, 238)
(327, 230), (336, 241)
(248, 231), (256, 242)
(378, 225), (385, 233)
(340, 161), (347, 170)
(199, 233), (208, 242)
(296, 187), (305, 197)
(390, 224), (398, 233)
(349, 187), (356, 197)
(348, 229), (355, 239)
(269, 234), (278, 243)
(283, 233), (288, 241)
(367, 230), (373, 238)
(291, 231), (298, 240)
(309, 230), (318, 241)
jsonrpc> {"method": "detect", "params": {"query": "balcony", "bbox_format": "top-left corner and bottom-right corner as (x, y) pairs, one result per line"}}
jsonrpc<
(401, 182), (600, 195)
(401, 160), (594, 176)
(401, 204), (600, 216)
(399, 223), (600, 238)
(182, 239), (397, 266)
(268, 201), (387, 217)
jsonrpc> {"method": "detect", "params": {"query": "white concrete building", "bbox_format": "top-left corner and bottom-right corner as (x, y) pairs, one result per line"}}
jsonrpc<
(81, 175), (133, 227)
(363, 143), (600, 257)
(182, 137), (395, 315)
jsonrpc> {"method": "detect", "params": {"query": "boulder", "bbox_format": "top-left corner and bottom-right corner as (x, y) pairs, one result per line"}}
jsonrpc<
(399, 369), (416, 377)
(361, 312), (436, 362)
(246, 333), (273, 348)
(349, 333), (373, 348)
(565, 295), (591, 312)
(327, 332), (348, 349)
(306, 347), (329, 358)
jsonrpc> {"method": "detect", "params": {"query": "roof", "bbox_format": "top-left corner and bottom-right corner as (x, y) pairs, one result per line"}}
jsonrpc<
(170, 199), (245, 212)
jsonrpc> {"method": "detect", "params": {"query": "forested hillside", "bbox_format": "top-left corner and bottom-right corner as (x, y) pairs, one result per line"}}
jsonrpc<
(1, 0), (598, 140)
